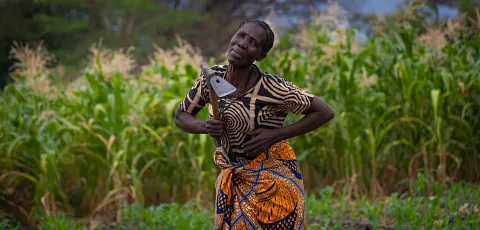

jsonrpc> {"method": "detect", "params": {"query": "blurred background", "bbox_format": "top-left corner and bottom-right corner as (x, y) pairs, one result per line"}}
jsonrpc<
(1, 0), (479, 229)
(0, 0), (477, 86)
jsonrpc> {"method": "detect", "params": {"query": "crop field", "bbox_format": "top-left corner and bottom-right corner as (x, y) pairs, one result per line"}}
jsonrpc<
(1, 2), (479, 229)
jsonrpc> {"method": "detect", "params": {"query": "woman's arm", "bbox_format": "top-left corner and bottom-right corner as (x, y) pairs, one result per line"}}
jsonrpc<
(174, 108), (207, 134)
(242, 96), (334, 156)
(277, 96), (334, 140)
(174, 108), (224, 138)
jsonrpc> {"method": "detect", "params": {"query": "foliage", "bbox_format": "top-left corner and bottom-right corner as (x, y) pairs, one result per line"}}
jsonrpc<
(1, 180), (478, 229)
(1, 37), (216, 227)
(0, 213), (20, 230)
(1, 1), (479, 228)
(257, 1), (480, 196)
(0, 0), (332, 85)
(0, 0), (208, 83)
(119, 202), (213, 229)
(306, 180), (480, 229)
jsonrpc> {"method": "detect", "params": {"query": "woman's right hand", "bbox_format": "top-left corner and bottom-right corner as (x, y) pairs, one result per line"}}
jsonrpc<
(205, 118), (224, 139)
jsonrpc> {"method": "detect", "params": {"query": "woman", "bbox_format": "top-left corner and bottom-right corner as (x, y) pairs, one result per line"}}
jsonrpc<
(175, 19), (334, 229)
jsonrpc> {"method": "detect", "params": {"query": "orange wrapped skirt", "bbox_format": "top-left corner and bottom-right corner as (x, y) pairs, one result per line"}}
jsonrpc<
(213, 140), (306, 230)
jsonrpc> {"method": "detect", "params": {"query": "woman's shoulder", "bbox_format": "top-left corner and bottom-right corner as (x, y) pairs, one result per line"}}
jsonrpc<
(262, 72), (285, 82)
(260, 69), (312, 96)
(211, 64), (228, 76)
(211, 64), (228, 71)
(259, 70), (293, 88)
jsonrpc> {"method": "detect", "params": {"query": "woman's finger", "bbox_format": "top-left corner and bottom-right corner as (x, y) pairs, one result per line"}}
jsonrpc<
(209, 129), (222, 135)
(248, 129), (262, 136)
(210, 124), (223, 129)
(207, 119), (223, 125)
(242, 145), (255, 154)
(247, 148), (262, 157)
(209, 131), (221, 137)
(247, 143), (270, 156)
(243, 141), (262, 154)
(242, 136), (261, 148)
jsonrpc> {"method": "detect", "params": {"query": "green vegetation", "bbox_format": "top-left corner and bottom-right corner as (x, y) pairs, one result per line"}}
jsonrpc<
(2, 180), (479, 229)
(258, 1), (480, 197)
(1, 1), (479, 229)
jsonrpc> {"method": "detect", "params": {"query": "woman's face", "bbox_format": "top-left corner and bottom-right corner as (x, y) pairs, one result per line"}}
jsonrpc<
(227, 23), (267, 67)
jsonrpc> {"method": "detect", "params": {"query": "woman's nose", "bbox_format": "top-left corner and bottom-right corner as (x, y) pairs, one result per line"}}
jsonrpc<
(237, 40), (247, 49)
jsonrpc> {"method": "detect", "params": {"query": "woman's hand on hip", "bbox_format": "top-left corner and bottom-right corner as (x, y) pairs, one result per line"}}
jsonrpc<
(241, 128), (281, 157)
(205, 118), (224, 139)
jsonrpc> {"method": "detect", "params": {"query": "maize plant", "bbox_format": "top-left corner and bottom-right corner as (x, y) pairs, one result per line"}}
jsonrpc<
(1, 1), (479, 227)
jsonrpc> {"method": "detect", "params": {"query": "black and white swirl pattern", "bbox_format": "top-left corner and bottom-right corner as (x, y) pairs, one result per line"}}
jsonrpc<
(282, 82), (313, 115)
(257, 105), (285, 128)
(222, 100), (250, 145)
(181, 64), (315, 164)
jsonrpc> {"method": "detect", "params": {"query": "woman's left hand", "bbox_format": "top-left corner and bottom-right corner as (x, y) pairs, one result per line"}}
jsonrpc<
(242, 128), (281, 157)
(241, 96), (335, 158)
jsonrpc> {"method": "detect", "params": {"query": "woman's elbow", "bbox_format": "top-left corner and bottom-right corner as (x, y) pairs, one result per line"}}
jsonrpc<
(325, 107), (334, 121)
(310, 96), (334, 122)
(174, 108), (184, 128)
(317, 99), (334, 122)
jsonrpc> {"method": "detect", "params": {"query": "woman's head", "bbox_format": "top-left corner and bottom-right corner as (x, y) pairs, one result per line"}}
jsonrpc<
(227, 19), (275, 67)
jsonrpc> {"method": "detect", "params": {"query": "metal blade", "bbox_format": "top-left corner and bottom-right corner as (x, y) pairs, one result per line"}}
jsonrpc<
(200, 63), (214, 78)
(210, 75), (237, 98)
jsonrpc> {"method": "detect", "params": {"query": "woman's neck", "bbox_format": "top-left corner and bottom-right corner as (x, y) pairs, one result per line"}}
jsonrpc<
(226, 64), (254, 89)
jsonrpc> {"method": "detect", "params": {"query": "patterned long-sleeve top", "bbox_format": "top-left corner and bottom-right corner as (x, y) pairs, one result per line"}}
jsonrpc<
(179, 64), (314, 165)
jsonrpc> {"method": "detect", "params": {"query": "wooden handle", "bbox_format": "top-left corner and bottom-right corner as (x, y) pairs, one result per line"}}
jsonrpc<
(204, 66), (221, 147)
(210, 90), (220, 120)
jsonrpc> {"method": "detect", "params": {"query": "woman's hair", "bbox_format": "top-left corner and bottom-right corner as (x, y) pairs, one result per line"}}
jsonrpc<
(239, 19), (275, 54)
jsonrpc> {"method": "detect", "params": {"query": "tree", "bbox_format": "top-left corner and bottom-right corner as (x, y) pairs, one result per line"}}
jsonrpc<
(2, 0), (336, 86)
(426, 0), (480, 18)
(166, 0), (332, 58)
(0, 0), (209, 83)
(0, 0), (45, 88)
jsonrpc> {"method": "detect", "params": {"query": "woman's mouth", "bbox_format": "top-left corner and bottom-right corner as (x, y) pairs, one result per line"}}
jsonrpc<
(231, 49), (243, 58)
